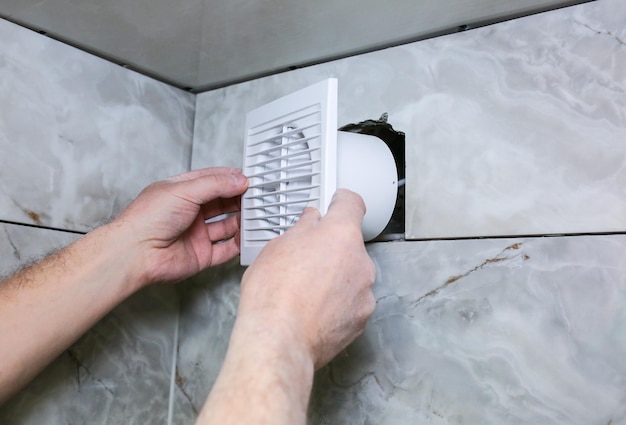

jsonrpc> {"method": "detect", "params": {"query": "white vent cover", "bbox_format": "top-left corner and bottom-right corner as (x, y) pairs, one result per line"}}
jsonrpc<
(240, 79), (338, 265)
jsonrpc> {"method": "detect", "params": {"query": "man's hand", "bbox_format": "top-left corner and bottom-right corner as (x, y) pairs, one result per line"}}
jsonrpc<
(239, 188), (376, 368)
(196, 189), (376, 425)
(113, 167), (248, 286)
(0, 167), (248, 403)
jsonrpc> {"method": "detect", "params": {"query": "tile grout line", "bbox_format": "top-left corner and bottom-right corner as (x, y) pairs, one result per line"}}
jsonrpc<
(1, 219), (624, 242)
(167, 293), (181, 425)
(0, 219), (86, 235)
(187, 93), (199, 172)
(401, 231), (626, 242)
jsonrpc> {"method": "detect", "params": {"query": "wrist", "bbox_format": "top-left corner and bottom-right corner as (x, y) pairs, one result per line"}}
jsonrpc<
(232, 310), (315, 370)
(86, 221), (147, 296)
(239, 273), (317, 362)
(222, 314), (315, 412)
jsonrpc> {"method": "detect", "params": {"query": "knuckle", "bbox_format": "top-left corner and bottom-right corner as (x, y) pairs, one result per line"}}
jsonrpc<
(365, 292), (376, 315)
(354, 291), (376, 329)
(356, 312), (372, 333)
(352, 192), (367, 215)
(144, 181), (161, 192)
(138, 181), (165, 198)
(355, 255), (376, 286)
(205, 173), (222, 187)
(340, 225), (364, 244)
(353, 324), (367, 340)
(366, 259), (376, 284)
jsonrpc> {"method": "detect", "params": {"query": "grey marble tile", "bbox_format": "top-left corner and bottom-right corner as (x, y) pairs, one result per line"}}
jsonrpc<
(310, 236), (626, 424)
(0, 223), (179, 424)
(1, 0), (582, 89)
(194, 0), (582, 90)
(401, 0), (626, 239)
(0, 18), (195, 232)
(172, 234), (626, 424)
(1, 0), (205, 88)
(172, 260), (244, 424)
(192, 0), (626, 239)
(0, 223), (78, 276)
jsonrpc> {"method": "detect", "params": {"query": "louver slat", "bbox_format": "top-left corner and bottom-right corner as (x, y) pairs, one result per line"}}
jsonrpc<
(248, 134), (321, 157)
(245, 184), (320, 199)
(246, 147), (321, 168)
(246, 160), (320, 179)
(240, 78), (338, 266)
(247, 121), (320, 147)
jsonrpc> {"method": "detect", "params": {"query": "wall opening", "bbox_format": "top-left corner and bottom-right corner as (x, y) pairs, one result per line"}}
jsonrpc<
(339, 113), (405, 241)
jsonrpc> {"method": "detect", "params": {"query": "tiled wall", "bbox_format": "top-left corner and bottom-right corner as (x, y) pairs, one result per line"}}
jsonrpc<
(0, 18), (194, 424)
(191, 0), (626, 240)
(182, 0), (626, 423)
(0, 225), (179, 424)
(0, 18), (195, 233)
(173, 240), (626, 424)
(3, 0), (626, 423)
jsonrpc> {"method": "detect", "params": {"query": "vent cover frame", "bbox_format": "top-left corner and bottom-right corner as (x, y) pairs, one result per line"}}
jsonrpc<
(240, 78), (338, 265)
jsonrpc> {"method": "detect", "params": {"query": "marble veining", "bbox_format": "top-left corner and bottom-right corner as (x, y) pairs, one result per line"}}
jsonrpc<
(192, 0), (626, 239)
(0, 0), (623, 422)
(0, 224), (78, 277)
(173, 235), (626, 424)
(0, 11), (192, 423)
(310, 237), (626, 424)
(172, 261), (244, 425)
(400, 0), (626, 239)
(185, 1), (626, 423)
(0, 286), (179, 425)
(0, 18), (195, 232)
(0, 223), (179, 424)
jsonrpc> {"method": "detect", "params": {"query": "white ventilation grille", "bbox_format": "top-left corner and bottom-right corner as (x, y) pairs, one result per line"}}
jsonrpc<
(241, 79), (338, 265)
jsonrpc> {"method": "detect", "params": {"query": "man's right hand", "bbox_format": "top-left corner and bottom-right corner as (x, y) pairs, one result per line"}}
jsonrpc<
(238, 188), (376, 369)
(196, 189), (376, 425)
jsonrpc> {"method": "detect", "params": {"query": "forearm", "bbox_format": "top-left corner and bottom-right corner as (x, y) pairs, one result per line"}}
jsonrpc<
(0, 167), (249, 404)
(196, 191), (375, 424)
(196, 316), (314, 425)
(0, 222), (144, 403)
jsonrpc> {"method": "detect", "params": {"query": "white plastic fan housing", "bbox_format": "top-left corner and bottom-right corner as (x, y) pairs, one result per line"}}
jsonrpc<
(336, 131), (397, 241)
(241, 79), (338, 265)
(240, 78), (397, 266)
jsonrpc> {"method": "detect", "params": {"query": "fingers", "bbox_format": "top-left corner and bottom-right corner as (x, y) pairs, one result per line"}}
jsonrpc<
(202, 196), (241, 220)
(290, 207), (321, 231)
(209, 237), (241, 266)
(207, 214), (240, 242)
(280, 191), (364, 239)
(167, 167), (243, 183)
(202, 215), (242, 266)
(275, 207), (320, 239)
(174, 173), (249, 206)
(322, 189), (366, 229)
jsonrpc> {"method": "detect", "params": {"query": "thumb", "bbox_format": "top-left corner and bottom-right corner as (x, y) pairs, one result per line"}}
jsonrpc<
(174, 173), (249, 205)
(289, 206), (321, 232)
(323, 189), (366, 229)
